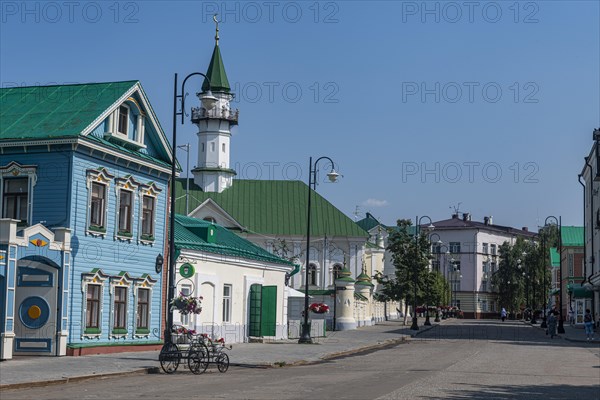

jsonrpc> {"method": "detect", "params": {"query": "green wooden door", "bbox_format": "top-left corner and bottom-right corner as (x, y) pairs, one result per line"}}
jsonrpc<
(248, 284), (262, 337)
(260, 286), (277, 337)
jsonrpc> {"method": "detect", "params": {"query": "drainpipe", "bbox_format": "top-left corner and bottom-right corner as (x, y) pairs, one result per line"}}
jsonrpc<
(585, 156), (595, 284)
(578, 174), (587, 286)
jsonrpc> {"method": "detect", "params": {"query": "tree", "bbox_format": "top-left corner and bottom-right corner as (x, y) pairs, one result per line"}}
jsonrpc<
(492, 238), (539, 317)
(376, 219), (431, 324)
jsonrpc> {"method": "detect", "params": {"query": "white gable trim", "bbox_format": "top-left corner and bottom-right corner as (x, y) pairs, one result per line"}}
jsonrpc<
(80, 82), (173, 164)
(189, 198), (245, 230)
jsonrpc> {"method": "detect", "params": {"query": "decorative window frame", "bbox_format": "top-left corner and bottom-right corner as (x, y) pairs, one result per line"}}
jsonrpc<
(0, 161), (38, 226)
(81, 268), (109, 339)
(86, 167), (115, 237)
(133, 273), (157, 338)
(106, 98), (146, 149)
(114, 175), (140, 242)
(138, 182), (162, 245)
(109, 271), (133, 338)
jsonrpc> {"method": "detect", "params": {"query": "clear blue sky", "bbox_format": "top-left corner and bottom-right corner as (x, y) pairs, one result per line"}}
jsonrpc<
(2, 1), (598, 230)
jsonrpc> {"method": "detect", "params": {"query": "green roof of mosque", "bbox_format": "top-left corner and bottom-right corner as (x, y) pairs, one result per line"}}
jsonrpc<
(0, 81), (138, 140)
(175, 179), (368, 238)
(174, 214), (293, 266)
(549, 247), (560, 267)
(356, 213), (382, 232)
(202, 44), (230, 93)
(560, 226), (584, 247)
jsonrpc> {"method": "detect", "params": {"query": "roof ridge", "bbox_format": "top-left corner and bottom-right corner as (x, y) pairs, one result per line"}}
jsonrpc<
(0, 80), (139, 91)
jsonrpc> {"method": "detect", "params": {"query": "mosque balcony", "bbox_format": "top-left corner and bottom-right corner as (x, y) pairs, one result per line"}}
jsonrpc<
(191, 106), (239, 126)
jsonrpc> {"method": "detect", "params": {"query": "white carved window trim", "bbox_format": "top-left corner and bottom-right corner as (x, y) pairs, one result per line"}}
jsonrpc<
(86, 167), (115, 237)
(81, 269), (109, 339)
(133, 274), (157, 338)
(0, 162), (37, 226)
(138, 182), (162, 245)
(114, 175), (140, 242)
(106, 97), (146, 149)
(109, 272), (133, 339)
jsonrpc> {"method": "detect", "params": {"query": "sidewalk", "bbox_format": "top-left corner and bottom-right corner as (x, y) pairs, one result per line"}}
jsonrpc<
(524, 319), (600, 343)
(0, 319), (438, 389)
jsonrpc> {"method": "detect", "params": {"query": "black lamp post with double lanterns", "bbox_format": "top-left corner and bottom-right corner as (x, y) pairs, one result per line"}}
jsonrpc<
(428, 233), (444, 324)
(544, 216), (564, 334)
(298, 156), (340, 344)
(165, 72), (219, 342)
(410, 216), (435, 331)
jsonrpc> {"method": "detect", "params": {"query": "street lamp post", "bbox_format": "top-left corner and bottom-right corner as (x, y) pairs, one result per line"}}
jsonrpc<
(298, 156), (340, 344)
(411, 216), (434, 331)
(540, 229), (548, 329)
(428, 233), (443, 325)
(165, 72), (218, 343)
(545, 216), (564, 334)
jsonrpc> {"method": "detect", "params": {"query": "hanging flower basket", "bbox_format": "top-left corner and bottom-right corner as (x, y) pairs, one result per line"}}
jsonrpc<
(170, 292), (203, 315)
(309, 302), (330, 314)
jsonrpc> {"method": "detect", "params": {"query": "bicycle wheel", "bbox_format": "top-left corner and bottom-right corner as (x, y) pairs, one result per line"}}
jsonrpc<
(159, 342), (181, 374)
(188, 343), (209, 374)
(216, 352), (229, 373)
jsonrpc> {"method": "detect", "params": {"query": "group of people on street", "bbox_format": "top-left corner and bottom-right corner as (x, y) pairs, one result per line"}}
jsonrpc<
(500, 307), (595, 341)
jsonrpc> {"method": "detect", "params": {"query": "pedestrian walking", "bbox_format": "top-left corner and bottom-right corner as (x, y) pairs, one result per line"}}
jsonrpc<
(547, 311), (557, 338)
(583, 309), (595, 341)
(501, 307), (507, 322)
(568, 309), (575, 326)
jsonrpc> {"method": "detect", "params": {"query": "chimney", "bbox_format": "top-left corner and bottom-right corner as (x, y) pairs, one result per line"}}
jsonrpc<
(462, 213), (471, 221)
(489, 216), (493, 225)
(522, 227), (529, 232)
(484, 217), (489, 225)
(452, 213), (459, 219)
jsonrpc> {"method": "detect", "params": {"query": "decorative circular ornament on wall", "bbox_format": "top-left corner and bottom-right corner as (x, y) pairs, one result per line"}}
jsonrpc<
(19, 296), (50, 329)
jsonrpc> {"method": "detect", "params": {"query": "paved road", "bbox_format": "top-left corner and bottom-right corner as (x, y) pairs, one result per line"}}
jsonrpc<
(3, 320), (598, 400)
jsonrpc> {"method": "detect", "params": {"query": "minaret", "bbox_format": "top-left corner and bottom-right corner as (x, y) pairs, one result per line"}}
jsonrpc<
(191, 15), (239, 193)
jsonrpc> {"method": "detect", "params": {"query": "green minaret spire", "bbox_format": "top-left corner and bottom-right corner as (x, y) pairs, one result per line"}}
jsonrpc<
(202, 14), (230, 93)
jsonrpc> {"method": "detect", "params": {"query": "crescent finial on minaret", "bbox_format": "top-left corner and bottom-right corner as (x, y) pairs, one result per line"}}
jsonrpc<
(213, 14), (220, 45)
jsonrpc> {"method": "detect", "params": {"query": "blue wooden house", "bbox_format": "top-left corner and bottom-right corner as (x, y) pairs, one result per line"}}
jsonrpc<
(0, 81), (171, 359)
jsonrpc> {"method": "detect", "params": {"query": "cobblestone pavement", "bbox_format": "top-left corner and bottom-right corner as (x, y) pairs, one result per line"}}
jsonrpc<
(0, 319), (432, 388)
(1, 319), (598, 400)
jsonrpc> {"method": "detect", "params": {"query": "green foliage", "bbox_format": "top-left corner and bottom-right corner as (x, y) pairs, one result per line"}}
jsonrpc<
(491, 237), (548, 314)
(374, 219), (437, 307)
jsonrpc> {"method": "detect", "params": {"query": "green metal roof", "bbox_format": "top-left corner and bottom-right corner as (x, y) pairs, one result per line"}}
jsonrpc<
(354, 292), (368, 301)
(175, 179), (368, 238)
(561, 226), (584, 247)
(355, 271), (374, 287)
(549, 247), (560, 267)
(0, 81), (138, 140)
(174, 214), (294, 266)
(356, 213), (381, 232)
(202, 44), (230, 93)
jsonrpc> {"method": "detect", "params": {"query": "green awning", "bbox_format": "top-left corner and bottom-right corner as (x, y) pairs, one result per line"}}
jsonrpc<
(567, 285), (593, 299)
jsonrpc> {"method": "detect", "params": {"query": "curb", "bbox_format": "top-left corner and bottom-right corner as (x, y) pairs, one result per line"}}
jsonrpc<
(0, 367), (154, 391)
(0, 324), (441, 388)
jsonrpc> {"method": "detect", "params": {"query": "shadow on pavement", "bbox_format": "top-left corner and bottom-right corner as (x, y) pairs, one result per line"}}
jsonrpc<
(420, 382), (600, 399)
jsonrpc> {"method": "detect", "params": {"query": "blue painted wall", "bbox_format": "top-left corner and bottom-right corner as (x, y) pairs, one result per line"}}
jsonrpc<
(68, 150), (167, 344)
(0, 150), (71, 229)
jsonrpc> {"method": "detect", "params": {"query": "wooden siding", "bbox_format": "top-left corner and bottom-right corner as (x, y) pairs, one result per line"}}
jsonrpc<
(0, 151), (71, 228)
(68, 151), (168, 344)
